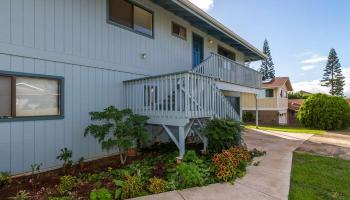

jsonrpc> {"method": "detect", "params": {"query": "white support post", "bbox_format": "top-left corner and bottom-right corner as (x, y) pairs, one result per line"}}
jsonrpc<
(178, 126), (186, 160)
(255, 94), (259, 128)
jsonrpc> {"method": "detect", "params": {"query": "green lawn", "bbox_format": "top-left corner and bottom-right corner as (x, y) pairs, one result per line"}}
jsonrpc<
(289, 152), (350, 200)
(245, 125), (325, 134)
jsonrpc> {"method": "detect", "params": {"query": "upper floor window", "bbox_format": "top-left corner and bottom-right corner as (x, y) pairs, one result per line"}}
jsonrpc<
(0, 72), (64, 121)
(172, 22), (186, 40)
(280, 90), (288, 98)
(265, 89), (274, 97)
(108, 0), (153, 37)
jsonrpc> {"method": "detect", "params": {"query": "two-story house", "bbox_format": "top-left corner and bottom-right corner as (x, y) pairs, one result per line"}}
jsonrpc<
(0, 0), (265, 174)
(241, 77), (293, 125)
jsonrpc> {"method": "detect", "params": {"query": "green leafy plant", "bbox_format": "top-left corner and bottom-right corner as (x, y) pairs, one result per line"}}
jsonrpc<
(113, 179), (123, 200)
(121, 175), (144, 199)
(148, 177), (171, 194)
(30, 163), (42, 192)
(57, 176), (78, 195)
(31, 163), (42, 176)
(85, 106), (149, 165)
(203, 118), (242, 153)
(298, 93), (350, 130)
(0, 171), (11, 187)
(9, 190), (31, 200)
(167, 163), (204, 189)
(249, 148), (266, 158)
(89, 188), (113, 200)
(288, 91), (311, 99)
(56, 148), (73, 172)
(242, 111), (255, 123)
(183, 150), (199, 163)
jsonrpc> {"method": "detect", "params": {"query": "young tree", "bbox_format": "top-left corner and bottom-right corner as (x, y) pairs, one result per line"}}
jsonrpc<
(321, 48), (345, 96)
(259, 39), (275, 80)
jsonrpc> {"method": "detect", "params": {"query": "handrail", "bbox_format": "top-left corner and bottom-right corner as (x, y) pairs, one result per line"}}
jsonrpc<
(192, 52), (262, 88)
(124, 71), (239, 120)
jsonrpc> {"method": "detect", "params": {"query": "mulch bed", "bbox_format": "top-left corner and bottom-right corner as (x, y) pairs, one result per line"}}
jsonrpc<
(0, 154), (142, 200)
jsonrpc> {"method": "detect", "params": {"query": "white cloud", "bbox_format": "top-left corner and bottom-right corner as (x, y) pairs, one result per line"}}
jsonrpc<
(301, 65), (316, 71)
(293, 67), (350, 97)
(301, 55), (327, 65)
(344, 67), (350, 97)
(293, 80), (329, 94)
(188, 0), (214, 11)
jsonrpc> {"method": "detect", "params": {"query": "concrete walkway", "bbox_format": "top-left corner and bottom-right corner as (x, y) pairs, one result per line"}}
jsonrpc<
(130, 129), (312, 200)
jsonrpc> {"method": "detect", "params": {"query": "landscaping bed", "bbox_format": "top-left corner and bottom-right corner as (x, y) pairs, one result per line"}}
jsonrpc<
(0, 143), (263, 200)
(289, 152), (350, 200)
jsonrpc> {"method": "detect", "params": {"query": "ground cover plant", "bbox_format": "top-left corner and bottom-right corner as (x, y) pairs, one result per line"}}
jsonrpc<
(289, 152), (350, 200)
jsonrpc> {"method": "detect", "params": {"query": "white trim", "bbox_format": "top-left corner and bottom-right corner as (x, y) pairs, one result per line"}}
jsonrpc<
(215, 81), (262, 94)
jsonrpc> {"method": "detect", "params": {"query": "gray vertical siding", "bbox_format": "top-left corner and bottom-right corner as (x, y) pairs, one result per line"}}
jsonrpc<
(0, 0), (248, 174)
(0, 54), (141, 174)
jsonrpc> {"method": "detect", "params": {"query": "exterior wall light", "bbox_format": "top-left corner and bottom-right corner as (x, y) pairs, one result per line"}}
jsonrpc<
(141, 53), (147, 59)
(208, 39), (214, 44)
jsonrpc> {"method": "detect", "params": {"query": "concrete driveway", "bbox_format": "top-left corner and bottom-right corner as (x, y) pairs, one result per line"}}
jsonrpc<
(130, 129), (312, 200)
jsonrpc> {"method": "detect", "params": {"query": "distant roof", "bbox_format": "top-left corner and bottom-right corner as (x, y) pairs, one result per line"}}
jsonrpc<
(262, 77), (293, 91)
(347, 99), (350, 105)
(151, 0), (267, 61)
(299, 90), (312, 95)
(288, 99), (304, 111)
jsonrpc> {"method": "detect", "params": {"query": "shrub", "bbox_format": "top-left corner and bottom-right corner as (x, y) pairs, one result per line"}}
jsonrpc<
(148, 178), (170, 194)
(203, 119), (242, 153)
(0, 171), (11, 187)
(242, 112), (255, 123)
(57, 176), (77, 195)
(9, 190), (31, 200)
(212, 146), (251, 182)
(56, 148), (73, 173)
(297, 94), (350, 130)
(89, 188), (113, 200)
(183, 150), (199, 163)
(121, 175), (144, 199)
(85, 106), (149, 165)
(288, 91), (310, 99)
(167, 163), (204, 189)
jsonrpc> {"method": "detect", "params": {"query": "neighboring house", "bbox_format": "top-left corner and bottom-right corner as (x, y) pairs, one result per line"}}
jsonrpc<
(241, 77), (293, 125)
(288, 99), (304, 126)
(0, 0), (265, 174)
(347, 99), (350, 105)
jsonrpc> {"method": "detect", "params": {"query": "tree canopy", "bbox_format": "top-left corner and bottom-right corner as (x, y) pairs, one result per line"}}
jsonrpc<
(259, 39), (275, 81)
(321, 48), (345, 96)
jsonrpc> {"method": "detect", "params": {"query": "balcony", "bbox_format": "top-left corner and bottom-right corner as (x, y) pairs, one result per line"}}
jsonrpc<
(192, 53), (262, 88)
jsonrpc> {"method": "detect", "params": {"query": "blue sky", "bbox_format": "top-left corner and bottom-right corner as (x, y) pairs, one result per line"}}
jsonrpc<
(189, 0), (350, 97)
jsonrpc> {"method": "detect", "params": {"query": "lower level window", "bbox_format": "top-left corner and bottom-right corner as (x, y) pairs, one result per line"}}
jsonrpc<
(0, 72), (63, 119)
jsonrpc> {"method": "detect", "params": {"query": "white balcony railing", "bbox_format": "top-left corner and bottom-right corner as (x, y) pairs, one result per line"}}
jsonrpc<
(192, 53), (262, 88)
(124, 71), (239, 121)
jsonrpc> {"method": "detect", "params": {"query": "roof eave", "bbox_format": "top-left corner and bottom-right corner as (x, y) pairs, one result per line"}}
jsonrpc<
(152, 0), (266, 61)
